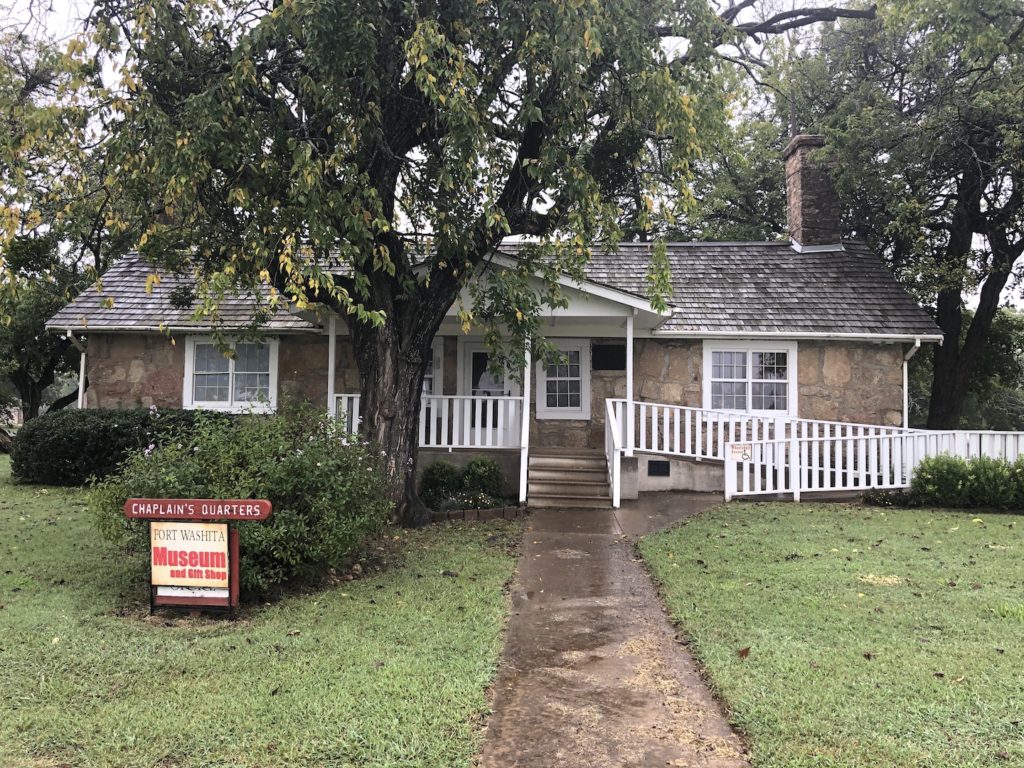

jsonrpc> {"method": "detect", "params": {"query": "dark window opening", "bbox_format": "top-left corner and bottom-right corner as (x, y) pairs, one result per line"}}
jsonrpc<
(592, 344), (626, 371)
(648, 460), (670, 477)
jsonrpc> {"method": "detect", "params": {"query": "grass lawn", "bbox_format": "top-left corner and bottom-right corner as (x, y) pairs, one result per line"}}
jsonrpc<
(640, 502), (1024, 768)
(0, 456), (520, 768)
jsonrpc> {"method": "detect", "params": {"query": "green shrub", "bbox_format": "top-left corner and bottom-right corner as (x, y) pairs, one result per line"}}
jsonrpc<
(461, 458), (504, 497)
(911, 454), (1022, 511)
(419, 461), (461, 509)
(89, 405), (392, 595)
(911, 455), (972, 508)
(10, 407), (218, 486)
(966, 456), (1017, 509)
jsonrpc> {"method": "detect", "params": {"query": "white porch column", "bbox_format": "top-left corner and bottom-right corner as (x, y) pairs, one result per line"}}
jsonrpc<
(625, 312), (635, 456)
(327, 314), (337, 418)
(77, 346), (87, 409)
(519, 342), (532, 504)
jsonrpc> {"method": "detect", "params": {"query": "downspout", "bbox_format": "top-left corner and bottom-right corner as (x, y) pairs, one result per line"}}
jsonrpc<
(625, 311), (635, 457)
(65, 330), (87, 409)
(327, 314), (337, 418)
(903, 338), (922, 428)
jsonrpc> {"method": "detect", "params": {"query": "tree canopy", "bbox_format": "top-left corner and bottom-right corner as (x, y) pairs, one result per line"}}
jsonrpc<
(1, 0), (877, 521)
(782, 0), (1024, 427)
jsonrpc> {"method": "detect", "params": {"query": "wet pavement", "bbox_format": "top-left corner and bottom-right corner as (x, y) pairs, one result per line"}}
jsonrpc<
(478, 492), (750, 768)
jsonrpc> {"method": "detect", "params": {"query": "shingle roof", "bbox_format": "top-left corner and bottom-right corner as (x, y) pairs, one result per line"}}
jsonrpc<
(48, 240), (940, 339)
(576, 241), (939, 337)
(45, 254), (317, 332)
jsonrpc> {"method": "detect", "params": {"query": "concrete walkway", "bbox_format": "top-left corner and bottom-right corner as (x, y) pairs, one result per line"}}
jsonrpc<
(478, 493), (749, 768)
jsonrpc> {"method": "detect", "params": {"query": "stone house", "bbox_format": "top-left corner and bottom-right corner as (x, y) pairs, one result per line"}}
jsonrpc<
(46, 135), (942, 506)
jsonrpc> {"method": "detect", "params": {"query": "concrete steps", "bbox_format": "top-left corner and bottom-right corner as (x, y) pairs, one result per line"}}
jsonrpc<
(527, 450), (611, 509)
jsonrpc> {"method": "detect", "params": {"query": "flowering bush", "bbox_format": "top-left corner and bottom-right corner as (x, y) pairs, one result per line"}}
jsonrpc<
(90, 403), (392, 595)
(419, 458), (510, 511)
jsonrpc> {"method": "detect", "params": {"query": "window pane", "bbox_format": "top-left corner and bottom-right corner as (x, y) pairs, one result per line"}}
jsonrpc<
(752, 382), (788, 411)
(235, 342), (270, 373)
(194, 343), (229, 374)
(711, 381), (747, 410)
(753, 351), (787, 381)
(543, 347), (584, 411)
(711, 350), (746, 380)
(194, 373), (229, 402)
(234, 373), (270, 402)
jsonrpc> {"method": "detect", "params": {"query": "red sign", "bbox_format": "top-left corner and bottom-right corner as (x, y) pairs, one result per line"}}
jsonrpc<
(123, 498), (273, 612)
(123, 498), (272, 521)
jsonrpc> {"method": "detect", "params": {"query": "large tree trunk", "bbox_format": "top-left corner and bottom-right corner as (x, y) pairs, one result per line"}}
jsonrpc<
(927, 211), (1017, 429)
(348, 310), (440, 528)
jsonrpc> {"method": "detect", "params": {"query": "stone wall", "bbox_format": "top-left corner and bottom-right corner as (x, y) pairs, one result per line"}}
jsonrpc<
(798, 341), (904, 426)
(84, 332), (905, 434)
(85, 333), (185, 409)
(634, 338), (702, 405)
(85, 332), (360, 411)
(277, 335), (360, 406)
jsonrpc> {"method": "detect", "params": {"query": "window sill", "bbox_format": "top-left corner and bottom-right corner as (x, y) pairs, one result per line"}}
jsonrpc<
(535, 408), (591, 421)
(186, 402), (276, 414)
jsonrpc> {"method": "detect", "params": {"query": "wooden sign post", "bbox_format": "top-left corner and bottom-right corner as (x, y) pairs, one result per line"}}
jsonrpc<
(123, 498), (273, 612)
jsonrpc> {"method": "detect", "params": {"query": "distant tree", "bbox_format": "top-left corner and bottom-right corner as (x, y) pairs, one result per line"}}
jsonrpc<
(0, 236), (88, 420)
(1, 32), (134, 419)
(908, 308), (1024, 429)
(784, 0), (1024, 428)
(670, 78), (787, 242)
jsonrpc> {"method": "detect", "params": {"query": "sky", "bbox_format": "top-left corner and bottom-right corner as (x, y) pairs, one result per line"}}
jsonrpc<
(3, 0), (87, 38)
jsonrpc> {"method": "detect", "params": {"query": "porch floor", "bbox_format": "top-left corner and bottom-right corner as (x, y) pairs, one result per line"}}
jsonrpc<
(478, 492), (747, 767)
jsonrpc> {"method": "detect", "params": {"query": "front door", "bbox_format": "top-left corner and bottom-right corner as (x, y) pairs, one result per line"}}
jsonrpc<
(461, 343), (521, 446)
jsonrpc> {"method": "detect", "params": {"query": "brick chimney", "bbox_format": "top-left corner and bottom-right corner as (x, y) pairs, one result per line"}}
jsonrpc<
(783, 134), (842, 249)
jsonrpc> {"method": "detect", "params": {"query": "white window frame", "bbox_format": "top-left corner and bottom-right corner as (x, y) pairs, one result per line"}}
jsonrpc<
(423, 339), (444, 395)
(536, 339), (591, 420)
(183, 336), (280, 413)
(702, 340), (798, 417)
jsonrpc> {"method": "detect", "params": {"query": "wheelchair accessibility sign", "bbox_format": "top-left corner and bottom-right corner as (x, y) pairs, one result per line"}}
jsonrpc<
(730, 443), (753, 461)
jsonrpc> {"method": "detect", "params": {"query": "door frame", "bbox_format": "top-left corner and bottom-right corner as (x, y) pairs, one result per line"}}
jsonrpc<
(456, 340), (522, 397)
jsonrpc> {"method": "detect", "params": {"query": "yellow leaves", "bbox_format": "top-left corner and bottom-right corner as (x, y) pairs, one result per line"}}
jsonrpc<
(144, 273), (162, 294)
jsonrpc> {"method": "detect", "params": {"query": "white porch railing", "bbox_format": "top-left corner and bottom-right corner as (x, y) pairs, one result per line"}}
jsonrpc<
(604, 399), (624, 508)
(333, 393), (523, 449)
(335, 394), (361, 433)
(605, 398), (1024, 506)
(606, 398), (907, 463)
(724, 429), (1024, 501)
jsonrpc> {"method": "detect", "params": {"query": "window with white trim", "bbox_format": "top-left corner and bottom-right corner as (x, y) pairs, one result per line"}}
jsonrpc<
(184, 337), (279, 412)
(703, 342), (797, 415)
(536, 341), (591, 420)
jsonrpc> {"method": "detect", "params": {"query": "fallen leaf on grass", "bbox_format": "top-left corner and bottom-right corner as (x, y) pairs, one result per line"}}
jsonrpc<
(863, 652), (875, 661)
(737, 647), (750, 660)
